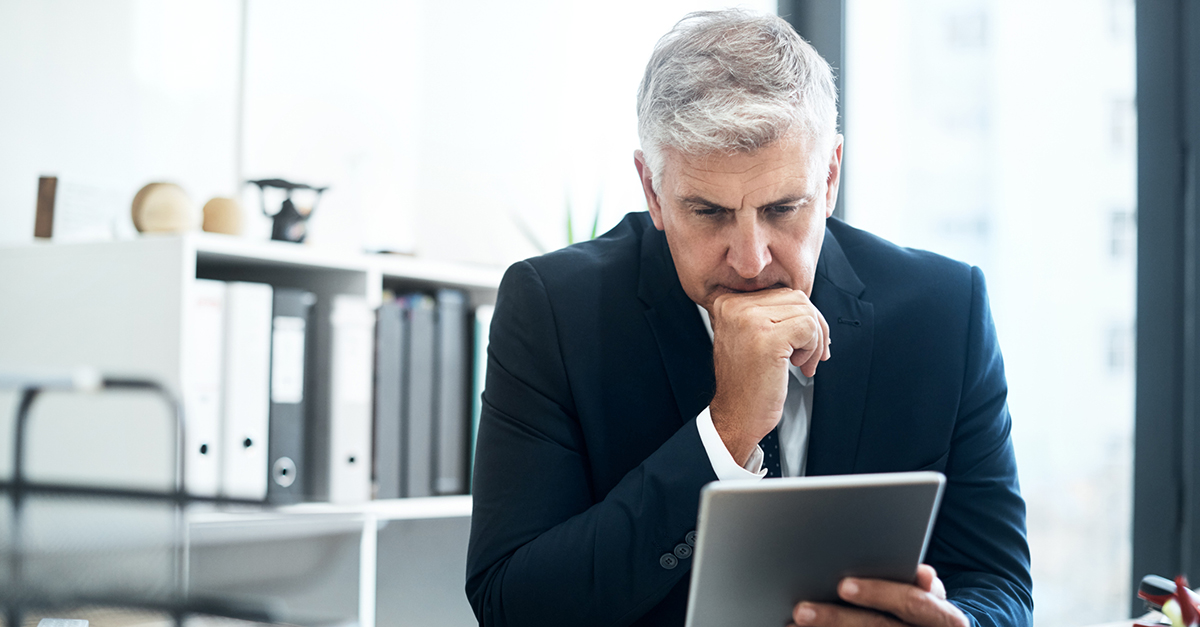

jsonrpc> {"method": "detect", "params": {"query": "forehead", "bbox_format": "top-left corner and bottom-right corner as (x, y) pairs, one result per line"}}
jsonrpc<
(665, 135), (826, 198)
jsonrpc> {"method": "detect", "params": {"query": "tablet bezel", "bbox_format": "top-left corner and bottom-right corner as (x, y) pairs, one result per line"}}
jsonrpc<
(684, 471), (946, 627)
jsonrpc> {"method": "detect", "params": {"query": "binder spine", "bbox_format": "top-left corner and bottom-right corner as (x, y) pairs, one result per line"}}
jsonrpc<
(328, 295), (375, 504)
(184, 279), (226, 498)
(434, 289), (468, 495)
(404, 294), (437, 498)
(220, 281), (273, 500)
(374, 299), (406, 500)
(267, 288), (315, 504)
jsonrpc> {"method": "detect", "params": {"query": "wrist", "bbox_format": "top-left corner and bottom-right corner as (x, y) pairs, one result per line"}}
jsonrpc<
(709, 402), (761, 466)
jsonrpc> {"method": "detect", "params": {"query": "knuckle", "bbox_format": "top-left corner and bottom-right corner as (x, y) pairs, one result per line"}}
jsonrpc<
(901, 592), (929, 620)
(821, 605), (849, 627)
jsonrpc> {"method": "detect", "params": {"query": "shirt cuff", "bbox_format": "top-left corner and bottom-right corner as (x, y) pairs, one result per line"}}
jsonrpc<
(696, 406), (767, 481)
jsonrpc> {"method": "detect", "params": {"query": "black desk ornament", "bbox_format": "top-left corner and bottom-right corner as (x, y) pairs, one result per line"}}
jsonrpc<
(247, 179), (329, 243)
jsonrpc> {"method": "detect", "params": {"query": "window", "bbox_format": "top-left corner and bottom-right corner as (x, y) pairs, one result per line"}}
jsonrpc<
(844, 1), (1137, 624)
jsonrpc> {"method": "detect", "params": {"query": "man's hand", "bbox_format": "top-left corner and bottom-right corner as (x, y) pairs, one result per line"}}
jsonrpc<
(707, 288), (830, 465)
(789, 565), (970, 627)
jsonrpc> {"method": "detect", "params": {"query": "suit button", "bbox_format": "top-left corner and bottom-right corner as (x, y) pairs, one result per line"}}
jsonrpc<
(674, 543), (692, 559)
(685, 530), (697, 547)
(659, 553), (678, 569)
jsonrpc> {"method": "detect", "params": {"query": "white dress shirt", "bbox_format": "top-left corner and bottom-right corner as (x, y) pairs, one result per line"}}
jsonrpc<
(695, 306), (814, 480)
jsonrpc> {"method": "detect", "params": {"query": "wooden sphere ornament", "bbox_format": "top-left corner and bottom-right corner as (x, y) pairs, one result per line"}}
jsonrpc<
(202, 197), (243, 235)
(131, 183), (194, 233)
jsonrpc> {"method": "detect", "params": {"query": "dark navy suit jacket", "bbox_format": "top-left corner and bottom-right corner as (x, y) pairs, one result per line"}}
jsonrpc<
(466, 212), (1032, 627)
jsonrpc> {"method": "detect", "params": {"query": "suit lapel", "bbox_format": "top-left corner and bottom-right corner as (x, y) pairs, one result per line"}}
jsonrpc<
(638, 226), (716, 426)
(807, 226), (875, 476)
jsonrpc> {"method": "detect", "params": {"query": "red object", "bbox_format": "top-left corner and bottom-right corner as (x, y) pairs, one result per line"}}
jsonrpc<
(1177, 576), (1200, 627)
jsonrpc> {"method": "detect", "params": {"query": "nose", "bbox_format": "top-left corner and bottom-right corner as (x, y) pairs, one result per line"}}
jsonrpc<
(726, 213), (771, 280)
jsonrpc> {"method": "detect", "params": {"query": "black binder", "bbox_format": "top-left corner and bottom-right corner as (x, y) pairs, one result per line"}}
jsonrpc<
(404, 294), (437, 498)
(374, 298), (406, 500)
(434, 289), (469, 495)
(267, 288), (316, 504)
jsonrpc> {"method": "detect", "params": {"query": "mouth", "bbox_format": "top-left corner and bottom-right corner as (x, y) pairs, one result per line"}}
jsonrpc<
(715, 282), (789, 294)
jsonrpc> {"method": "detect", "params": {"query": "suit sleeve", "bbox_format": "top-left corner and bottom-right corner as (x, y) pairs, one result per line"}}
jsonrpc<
(465, 261), (718, 627)
(933, 266), (1034, 627)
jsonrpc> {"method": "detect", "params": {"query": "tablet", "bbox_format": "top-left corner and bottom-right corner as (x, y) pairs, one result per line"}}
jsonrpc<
(684, 471), (946, 627)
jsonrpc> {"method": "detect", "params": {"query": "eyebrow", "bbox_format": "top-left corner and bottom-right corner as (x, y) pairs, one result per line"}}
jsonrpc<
(677, 193), (815, 211)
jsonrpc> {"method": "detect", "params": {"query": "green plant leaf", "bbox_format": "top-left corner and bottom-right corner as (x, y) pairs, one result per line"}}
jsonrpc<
(565, 195), (575, 245)
(590, 194), (602, 240)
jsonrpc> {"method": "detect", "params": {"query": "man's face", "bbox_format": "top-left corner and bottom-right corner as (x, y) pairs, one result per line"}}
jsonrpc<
(636, 133), (843, 311)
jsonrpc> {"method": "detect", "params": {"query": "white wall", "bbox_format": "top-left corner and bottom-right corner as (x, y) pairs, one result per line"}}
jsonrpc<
(1, 0), (773, 266)
(0, 0), (242, 242)
(241, 0), (775, 262)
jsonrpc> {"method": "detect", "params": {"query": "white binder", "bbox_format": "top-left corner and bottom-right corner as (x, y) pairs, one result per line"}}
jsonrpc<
(220, 281), (274, 500)
(184, 279), (225, 497)
(328, 294), (375, 504)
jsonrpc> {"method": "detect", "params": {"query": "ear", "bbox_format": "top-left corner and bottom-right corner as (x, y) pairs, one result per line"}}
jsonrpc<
(634, 150), (666, 230)
(823, 135), (844, 219)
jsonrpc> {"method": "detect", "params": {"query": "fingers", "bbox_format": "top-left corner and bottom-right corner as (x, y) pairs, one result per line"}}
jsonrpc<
(772, 314), (823, 351)
(809, 306), (832, 374)
(914, 565), (946, 599)
(821, 308), (831, 360)
(790, 601), (904, 627)
(706, 286), (833, 445)
(711, 286), (808, 309)
(711, 288), (831, 377)
(711, 287), (822, 326)
(915, 565), (935, 592)
(775, 307), (829, 377)
(831, 577), (969, 627)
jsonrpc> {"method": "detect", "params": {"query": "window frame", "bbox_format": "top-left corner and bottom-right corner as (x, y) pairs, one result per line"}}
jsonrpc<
(1133, 0), (1200, 613)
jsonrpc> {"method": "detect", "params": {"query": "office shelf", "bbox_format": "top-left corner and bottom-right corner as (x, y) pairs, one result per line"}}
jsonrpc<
(189, 495), (472, 528)
(0, 235), (497, 627)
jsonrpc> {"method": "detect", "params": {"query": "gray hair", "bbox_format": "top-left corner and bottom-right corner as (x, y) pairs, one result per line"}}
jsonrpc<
(636, 9), (839, 191)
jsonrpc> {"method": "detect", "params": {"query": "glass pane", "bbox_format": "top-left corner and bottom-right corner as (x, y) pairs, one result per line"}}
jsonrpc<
(844, 1), (1137, 625)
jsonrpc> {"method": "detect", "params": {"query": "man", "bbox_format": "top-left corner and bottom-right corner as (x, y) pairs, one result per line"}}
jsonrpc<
(466, 9), (1032, 627)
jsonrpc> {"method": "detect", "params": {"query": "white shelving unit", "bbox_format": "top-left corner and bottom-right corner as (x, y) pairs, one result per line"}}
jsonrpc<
(0, 233), (501, 626)
(187, 495), (477, 627)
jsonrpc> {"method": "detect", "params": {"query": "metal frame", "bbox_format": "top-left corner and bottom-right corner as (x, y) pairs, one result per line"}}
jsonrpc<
(1133, 0), (1200, 612)
(778, 0), (846, 221)
(0, 373), (272, 626)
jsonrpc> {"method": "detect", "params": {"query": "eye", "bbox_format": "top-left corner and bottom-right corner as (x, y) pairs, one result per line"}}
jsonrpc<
(692, 206), (726, 218)
(767, 205), (797, 215)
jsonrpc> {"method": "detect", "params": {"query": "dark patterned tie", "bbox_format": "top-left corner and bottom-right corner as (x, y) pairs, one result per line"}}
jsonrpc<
(760, 426), (782, 478)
